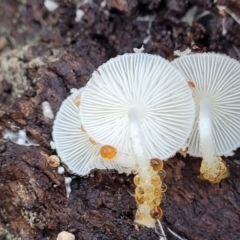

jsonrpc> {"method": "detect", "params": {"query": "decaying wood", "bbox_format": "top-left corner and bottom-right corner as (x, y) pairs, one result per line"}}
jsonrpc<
(0, 0), (240, 239)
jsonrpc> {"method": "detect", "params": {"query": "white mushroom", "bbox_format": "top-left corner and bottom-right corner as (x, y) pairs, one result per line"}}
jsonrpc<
(52, 88), (132, 176)
(80, 53), (195, 228)
(81, 53), (195, 166)
(172, 53), (240, 182)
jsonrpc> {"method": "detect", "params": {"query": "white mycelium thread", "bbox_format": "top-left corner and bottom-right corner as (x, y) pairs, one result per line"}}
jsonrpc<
(52, 88), (132, 176)
(81, 53), (195, 163)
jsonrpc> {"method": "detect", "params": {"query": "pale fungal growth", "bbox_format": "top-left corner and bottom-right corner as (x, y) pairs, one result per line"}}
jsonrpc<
(81, 53), (195, 163)
(64, 177), (72, 198)
(3, 129), (39, 146)
(57, 231), (75, 240)
(75, 9), (84, 22)
(57, 166), (65, 174)
(42, 101), (54, 119)
(172, 53), (240, 183)
(52, 88), (132, 176)
(50, 140), (56, 149)
(133, 45), (145, 53)
(44, 0), (59, 12)
(81, 53), (195, 227)
(173, 47), (192, 57)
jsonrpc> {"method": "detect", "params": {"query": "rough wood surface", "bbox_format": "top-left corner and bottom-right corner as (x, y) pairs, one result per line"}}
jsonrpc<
(1, 0), (240, 239)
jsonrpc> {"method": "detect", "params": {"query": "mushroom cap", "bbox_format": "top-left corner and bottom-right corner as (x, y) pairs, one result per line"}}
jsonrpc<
(81, 53), (195, 159)
(172, 53), (240, 156)
(52, 88), (131, 176)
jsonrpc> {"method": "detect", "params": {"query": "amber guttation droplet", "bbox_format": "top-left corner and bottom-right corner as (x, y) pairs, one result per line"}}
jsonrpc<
(151, 175), (161, 186)
(161, 183), (167, 192)
(89, 138), (97, 145)
(150, 206), (163, 219)
(81, 125), (86, 132)
(150, 158), (163, 172)
(74, 95), (81, 106)
(133, 175), (140, 186)
(158, 169), (166, 179)
(136, 195), (145, 204)
(135, 186), (145, 196)
(100, 145), (117, 160)
(154, 187), (162, 197)
(188, 81), (195, 88)
(147, 197), (161, 208)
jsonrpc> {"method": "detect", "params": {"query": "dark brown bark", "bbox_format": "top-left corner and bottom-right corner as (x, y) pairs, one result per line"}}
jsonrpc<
(1, 0), (240, 239)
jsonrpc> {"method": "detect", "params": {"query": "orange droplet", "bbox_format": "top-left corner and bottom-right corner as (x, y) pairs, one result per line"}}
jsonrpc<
(150, 158), (163, 172)
(81, 125), (86, 132)
(100, 145), (117, 160)
(188, 81), (195, 88)
(89, 138), (97, 145)
(150, 206), (163, 219)
(74, 95), (81, 107)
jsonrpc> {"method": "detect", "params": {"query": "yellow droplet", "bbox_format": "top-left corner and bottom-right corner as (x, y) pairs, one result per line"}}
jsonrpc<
(154, 187), (162, 197)
(81, 125), (86, 132)
(151, 175), (162, 186)
(147, 197), (161, 208)
(136, 195), (145, 204)
(135, 186), (145, 196)
(150, 158), (164, 172)
(89, 138), (97, 145)
(100, 145), (117, 160)
(150, 206), (163, 219)
(161, 183), (167, 193)
(133, 175), (141, 186)
(158, 170), (166, 179)
(74, 95), (81, 107)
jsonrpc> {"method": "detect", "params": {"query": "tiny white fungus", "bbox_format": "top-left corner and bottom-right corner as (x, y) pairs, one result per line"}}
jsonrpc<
(42, 101), (54, 119)
(57, 231), (75, 240)
(44, 0), (59, 12)
(64, 177), (72, 198)
(75, 9), (84, 22)
(50, 140), (56, 149)
(3, 129), (39, 146)
(133, 45), (145, 53)
(57, 166), (65, 174)
(173, 47), (192, 57)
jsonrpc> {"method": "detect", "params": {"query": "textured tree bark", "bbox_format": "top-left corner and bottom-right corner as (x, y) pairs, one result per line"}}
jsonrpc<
(1, 0), (240, 239)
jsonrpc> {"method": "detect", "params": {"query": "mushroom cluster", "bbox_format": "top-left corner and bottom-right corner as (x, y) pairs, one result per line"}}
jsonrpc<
(52, 50), (240, 229)
(53, 52), (195, 228)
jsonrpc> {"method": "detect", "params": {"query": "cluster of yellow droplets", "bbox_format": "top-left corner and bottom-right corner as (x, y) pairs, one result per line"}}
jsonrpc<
(200, 157), (228, 183)
(134, 158), (167, 227)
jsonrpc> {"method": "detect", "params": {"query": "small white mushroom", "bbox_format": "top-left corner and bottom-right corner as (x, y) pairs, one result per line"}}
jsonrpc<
(57, 231), (75, 240)
(42, 101), (54, 119)
(57, 166), (65, 174)
(44, 0), (59, 12)
(52, 88), (133, 175)
(172, 53), (240, 182)
(75, 9), (84, 22)
(81, 53), (195, 165)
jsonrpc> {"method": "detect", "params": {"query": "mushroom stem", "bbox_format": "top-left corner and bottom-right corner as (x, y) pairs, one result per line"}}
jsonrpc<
(199, 98), (228, 183)
(128, 106), (148, 168)
(199, 97), (215, 163)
